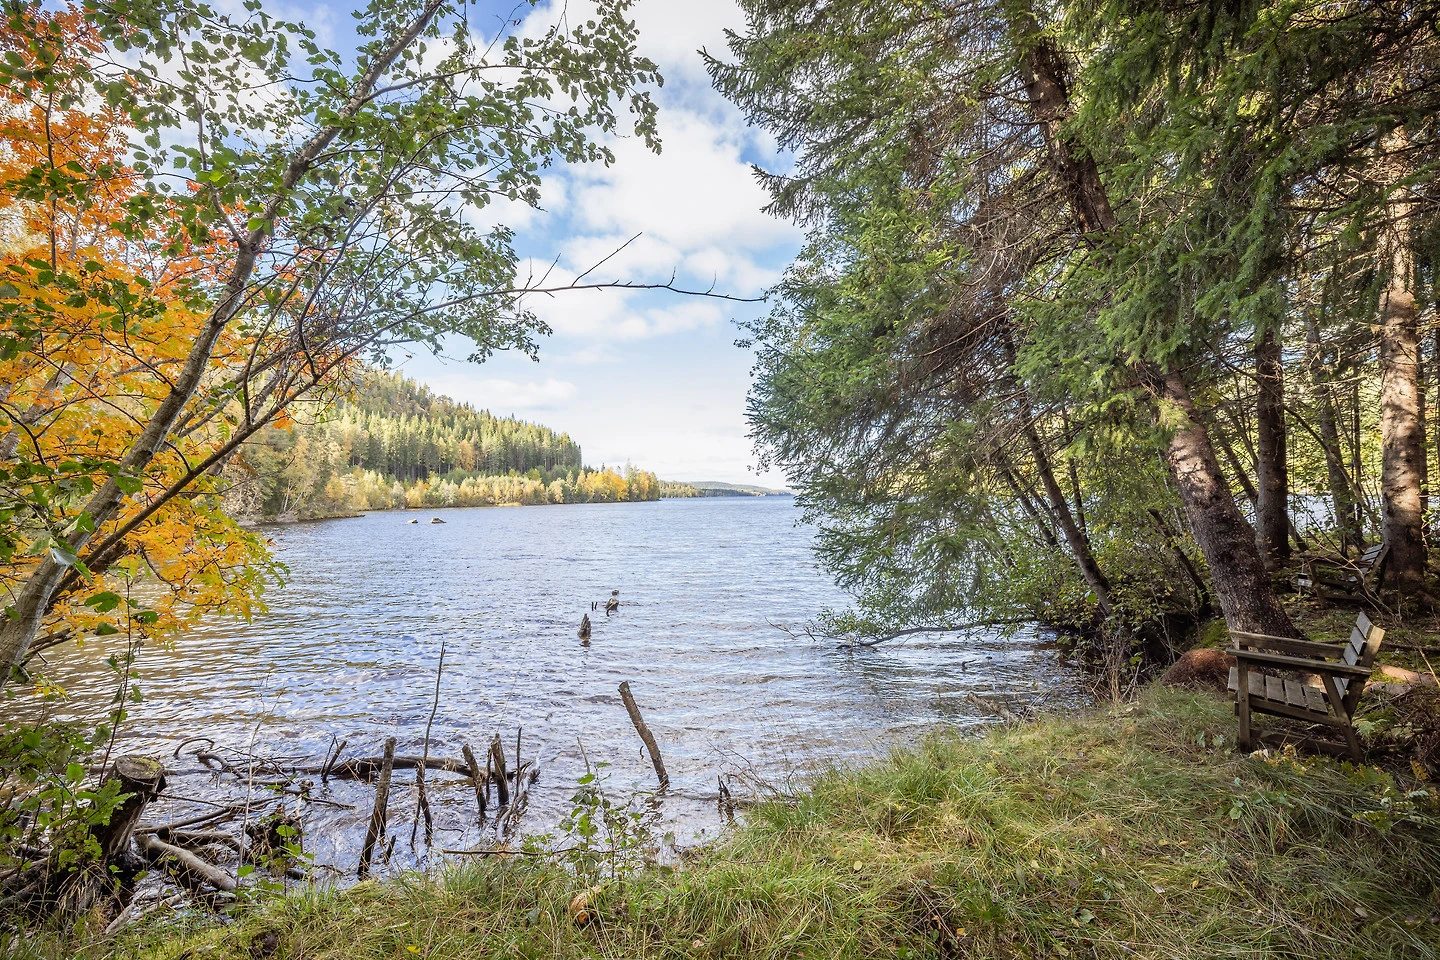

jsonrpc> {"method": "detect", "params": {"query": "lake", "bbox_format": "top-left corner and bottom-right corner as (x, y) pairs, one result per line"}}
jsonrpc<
(28, 496), (1086, 871)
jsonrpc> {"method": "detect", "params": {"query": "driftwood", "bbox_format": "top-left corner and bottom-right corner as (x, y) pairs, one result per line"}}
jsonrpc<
(103, 892), (184, 936)
(290, 754), (473, 779)
(358, 737), (397, 879)
(962, 693), (1024, 723)
(321, 737), (348, 783)
(619, 681), (669, 790)
(489, 735), (510, 807)
(496, 760), (539, 838)
(137, 800), (255, 834)
(461, 742), (487, 820)
(162, 828), (244, 851)
(136, 833), (237, 893)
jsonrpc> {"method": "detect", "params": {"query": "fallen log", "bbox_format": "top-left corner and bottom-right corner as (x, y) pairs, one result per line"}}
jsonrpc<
(136, 833), (237, 893)
(289, 755), (473, 779)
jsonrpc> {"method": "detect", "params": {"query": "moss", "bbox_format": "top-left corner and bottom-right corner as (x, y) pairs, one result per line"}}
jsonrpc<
(1193, 617), (1232, 650)
(37, 687), (1437, 960)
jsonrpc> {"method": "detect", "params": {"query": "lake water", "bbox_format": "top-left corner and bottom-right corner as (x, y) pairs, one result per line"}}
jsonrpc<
(26, 496), (1085, 872)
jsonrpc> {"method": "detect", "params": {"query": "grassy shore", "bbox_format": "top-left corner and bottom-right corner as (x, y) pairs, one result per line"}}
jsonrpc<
(50, 686), (1439, 960)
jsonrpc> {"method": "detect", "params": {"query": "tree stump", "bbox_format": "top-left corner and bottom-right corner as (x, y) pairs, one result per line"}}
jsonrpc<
(50, 754), (166, 920)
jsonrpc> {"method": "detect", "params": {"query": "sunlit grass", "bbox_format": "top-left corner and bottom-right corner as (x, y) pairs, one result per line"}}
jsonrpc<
(47, 688), (1440, 959)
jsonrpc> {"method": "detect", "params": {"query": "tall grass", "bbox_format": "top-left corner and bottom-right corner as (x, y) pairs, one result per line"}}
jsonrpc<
(48, 688), (1440, 959)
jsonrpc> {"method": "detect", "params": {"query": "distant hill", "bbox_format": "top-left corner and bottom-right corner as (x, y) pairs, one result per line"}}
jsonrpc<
(228, 370), (665, 519)
(678, 481), (792, 498)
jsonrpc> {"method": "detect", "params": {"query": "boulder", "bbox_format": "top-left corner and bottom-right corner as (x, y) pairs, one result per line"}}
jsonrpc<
(1160, 648), (1236, 693)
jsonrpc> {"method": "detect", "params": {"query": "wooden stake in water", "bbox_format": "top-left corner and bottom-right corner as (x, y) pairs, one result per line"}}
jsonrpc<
(461, 741), (487, 821)
(619, 681), (669, 790)
(358, 736), (397, 878)
(489, 734), (510, 806)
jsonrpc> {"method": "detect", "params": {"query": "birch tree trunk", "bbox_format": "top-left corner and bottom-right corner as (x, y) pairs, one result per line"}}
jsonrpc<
(0, 0), (446, 676)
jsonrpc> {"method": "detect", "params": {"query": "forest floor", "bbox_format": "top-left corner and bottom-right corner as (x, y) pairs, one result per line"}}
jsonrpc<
(39, 682), (1440, 960)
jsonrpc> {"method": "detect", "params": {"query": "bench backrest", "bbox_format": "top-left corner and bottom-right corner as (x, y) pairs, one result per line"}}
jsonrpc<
(1359, 543), (1389, 588)
(1338, 611), (1384, 712)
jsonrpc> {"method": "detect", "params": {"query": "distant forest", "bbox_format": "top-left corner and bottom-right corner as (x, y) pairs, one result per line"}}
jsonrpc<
(224, 371), (684, 518)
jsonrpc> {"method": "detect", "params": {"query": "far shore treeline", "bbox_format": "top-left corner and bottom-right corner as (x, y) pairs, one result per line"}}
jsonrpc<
(225, 371), (689, 519)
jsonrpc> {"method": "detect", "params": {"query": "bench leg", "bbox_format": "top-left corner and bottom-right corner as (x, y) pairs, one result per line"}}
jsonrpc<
(1341, 722), (1362, 760)
(1236, 663), (1252, 752)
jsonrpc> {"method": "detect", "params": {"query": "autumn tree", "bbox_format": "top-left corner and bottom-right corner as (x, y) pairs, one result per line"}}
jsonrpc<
(0, 0), (674, 676)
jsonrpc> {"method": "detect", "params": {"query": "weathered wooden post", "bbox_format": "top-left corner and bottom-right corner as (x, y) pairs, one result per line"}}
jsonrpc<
(619, 681), (669, 790)
(358, 737), (397, 878)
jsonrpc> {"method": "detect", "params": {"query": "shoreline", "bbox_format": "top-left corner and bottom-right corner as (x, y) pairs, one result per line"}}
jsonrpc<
(58, 687), (1440, 960)
(241, 494), (791, 526)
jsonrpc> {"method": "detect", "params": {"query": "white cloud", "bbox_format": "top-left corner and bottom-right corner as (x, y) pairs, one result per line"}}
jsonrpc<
(570, 109), (796, 253)
(550, 343), (621, 366)
(390, 0), (800, 485)
(422, 374), (578, 415)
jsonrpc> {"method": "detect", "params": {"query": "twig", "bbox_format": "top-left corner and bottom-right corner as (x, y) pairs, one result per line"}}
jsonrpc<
(841, 621), (1029, 648)
(321, 737), (347, 783)
(410, 640), (445, 847)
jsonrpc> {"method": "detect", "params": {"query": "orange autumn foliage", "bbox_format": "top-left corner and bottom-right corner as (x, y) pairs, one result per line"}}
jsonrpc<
(1, 6), (277, 666)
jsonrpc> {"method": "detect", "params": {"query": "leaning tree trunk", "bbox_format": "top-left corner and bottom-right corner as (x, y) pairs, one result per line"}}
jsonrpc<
(1012, 12), (1299, 636)
(1254, 327), (1290, 570)
(1021, 419), (1115, 617)
(1003, 332), (1115, 617)
(1157, 370), (1298, 635)
(1375, 125), (1428, 595)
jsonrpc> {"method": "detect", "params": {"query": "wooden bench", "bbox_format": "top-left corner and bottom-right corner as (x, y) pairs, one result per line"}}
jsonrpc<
(1296, 542), (1388, 601)
(1226, 612), (1384, 759)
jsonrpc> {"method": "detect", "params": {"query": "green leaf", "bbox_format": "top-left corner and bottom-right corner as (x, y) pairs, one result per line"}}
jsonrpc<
(85, 591), (123, 613)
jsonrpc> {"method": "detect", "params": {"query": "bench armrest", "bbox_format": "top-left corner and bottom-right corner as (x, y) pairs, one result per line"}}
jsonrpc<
(1228, 631), (1345, 658)
(1225, 648), (1372, 678)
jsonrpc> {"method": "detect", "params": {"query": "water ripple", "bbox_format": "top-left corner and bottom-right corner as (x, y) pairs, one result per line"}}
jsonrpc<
(24, 498), (1086, 869)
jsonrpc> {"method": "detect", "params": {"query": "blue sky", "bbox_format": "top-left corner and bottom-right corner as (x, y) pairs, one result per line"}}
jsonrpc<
(296, 0), (802, 485)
